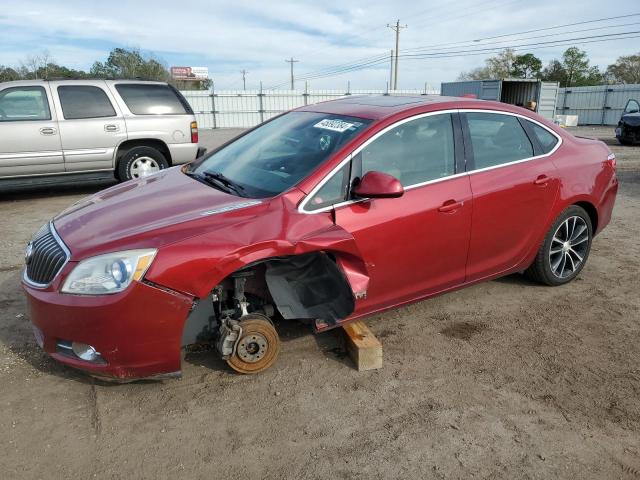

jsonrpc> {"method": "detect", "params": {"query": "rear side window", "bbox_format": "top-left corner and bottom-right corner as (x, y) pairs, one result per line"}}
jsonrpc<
(58, 86), (116, 120)
(525, 121), (559, 154)
(0, 86), (51, 121)
(465, 112), (533, 170)
(115, 84), (190, 115)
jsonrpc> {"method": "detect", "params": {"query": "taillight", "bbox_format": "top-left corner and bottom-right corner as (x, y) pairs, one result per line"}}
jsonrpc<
(190, 121), (198, 143)
(606, 152), (616, 170)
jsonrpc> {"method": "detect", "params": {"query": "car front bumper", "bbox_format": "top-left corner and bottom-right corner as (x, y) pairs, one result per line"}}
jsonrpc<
(23, 277), (194, 380)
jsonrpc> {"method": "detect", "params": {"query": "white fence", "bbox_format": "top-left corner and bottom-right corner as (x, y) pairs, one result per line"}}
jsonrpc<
(556, 84), (640, 125)
(180, 88), (439, 129)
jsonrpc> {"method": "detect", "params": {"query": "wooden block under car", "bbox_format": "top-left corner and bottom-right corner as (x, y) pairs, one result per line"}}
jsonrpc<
(342, 320), (382, 371)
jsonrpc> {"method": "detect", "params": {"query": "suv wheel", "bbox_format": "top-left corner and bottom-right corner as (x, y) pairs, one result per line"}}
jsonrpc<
(118, 146), (169, 181)
(525, 205), (593, 286)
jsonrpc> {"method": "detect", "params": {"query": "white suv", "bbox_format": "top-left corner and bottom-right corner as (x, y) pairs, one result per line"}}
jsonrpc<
(0, 79), (203, 187)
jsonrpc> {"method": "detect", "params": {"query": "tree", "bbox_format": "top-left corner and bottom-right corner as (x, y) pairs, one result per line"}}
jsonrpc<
(0, 65), (21, 82)
(540, 47), (604, 87)
(606, 53), (640, 84)
(541, 59), (567, 84)
(90, 48), (171, 81)
(458, 48), (517, 80)
(510, 53), (542, 78)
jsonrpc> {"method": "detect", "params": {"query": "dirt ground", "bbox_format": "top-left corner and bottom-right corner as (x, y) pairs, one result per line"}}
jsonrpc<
(1, 126), (639, 480)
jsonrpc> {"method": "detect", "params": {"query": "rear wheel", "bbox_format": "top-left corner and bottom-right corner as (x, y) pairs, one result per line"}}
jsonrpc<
(526, 205), (593, 286)
(117, 146), (169, 181)
(226, 315), (280, 374)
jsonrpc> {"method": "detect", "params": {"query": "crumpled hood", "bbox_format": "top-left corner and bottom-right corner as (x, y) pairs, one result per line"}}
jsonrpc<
(621, 112), (640, 127)
(54, 167), (263, 260)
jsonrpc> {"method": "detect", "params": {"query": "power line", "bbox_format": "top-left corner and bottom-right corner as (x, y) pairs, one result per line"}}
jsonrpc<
(398, 30), (640, 59)
(269, 30), (638, 85)
(402, 12), (640, 53)
(407, 21), (640, 54)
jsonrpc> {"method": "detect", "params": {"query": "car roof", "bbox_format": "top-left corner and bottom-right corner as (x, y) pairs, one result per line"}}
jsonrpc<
(0, 79), (167, 88)
(296, 95), (530, 121)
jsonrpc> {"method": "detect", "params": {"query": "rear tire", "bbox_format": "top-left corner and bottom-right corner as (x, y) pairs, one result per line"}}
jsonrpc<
(525, 205), (593, 286)
(117, 146), (169, 181)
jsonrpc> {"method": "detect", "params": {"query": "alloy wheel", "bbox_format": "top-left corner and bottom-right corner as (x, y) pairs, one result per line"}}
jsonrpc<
(549, 215), (589, 279)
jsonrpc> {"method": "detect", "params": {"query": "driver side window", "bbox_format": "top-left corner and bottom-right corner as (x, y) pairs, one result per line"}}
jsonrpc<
(625, 99), (640, 114)
(358, 113), (456, 187)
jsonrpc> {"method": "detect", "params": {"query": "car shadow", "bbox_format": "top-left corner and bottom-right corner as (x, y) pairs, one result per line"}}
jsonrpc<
(183, 317), (353, 373)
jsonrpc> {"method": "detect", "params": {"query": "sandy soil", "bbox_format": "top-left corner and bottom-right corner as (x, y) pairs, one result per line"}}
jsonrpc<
(0, 127), (639, 479)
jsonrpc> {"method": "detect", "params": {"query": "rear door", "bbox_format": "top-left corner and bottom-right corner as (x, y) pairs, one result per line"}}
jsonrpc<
(0, 83), (63, 177)
(51, 81), (126, 172)
(461, 111), (560, 281)
(309, 112), (472, 314)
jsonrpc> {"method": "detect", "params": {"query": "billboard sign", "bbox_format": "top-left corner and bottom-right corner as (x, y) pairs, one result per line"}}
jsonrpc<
(170, 66), (209, 79)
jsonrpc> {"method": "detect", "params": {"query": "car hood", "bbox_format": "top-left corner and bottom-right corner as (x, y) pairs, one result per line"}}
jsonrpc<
(54, 167), (263, 260)
(621, 112), (640, 127)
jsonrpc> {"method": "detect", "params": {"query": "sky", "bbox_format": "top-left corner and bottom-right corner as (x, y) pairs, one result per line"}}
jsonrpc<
(0, 0), (638, 90)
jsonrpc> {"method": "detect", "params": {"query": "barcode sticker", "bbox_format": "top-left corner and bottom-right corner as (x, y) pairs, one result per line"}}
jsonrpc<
(313, 119), (355, 132)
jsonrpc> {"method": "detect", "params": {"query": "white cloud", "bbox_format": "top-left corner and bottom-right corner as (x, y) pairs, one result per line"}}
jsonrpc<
(0, 0), (638, 88)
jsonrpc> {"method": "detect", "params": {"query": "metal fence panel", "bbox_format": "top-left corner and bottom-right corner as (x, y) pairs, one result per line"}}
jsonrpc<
(555, 84), (640, 125)
(180, 88), (438, 129)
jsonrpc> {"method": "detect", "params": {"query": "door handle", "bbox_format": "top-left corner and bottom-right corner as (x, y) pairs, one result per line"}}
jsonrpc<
(534, 175), (550, 186)
(104, 124), (119, 132)
(39, 127), (57, 135)
(438, 199), (464, 213)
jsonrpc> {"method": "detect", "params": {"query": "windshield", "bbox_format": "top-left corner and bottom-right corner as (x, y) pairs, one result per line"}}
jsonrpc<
(188, 111), (371, 198)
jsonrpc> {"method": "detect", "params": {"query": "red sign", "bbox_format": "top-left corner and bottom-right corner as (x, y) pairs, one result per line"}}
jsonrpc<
(170, 66), (192, 79)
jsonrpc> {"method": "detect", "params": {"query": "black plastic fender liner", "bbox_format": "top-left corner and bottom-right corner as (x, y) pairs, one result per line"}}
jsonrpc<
(264, 253), (355, 325)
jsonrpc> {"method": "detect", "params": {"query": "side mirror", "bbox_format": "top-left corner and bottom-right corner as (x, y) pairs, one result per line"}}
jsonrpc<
(352, 171), (404, 199)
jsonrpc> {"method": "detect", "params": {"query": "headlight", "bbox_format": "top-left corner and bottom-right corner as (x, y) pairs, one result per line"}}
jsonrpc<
(61, 249), (157, 295)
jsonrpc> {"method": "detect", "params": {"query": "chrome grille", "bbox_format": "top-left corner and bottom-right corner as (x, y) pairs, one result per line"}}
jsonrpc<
(24, 223), (69, 287)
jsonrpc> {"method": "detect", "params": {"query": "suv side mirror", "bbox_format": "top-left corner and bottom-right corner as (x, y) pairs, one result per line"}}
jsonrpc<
(352, 171), (404, 199)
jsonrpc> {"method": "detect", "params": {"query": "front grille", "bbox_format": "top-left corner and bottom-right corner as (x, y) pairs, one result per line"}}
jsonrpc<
(25, 223), (69, 287)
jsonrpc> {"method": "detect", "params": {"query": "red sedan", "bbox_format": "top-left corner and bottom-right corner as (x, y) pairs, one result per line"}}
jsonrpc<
(22, 95), (618, 379)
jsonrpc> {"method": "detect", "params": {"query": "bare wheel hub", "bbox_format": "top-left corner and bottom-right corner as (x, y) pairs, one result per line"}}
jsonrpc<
(236, 333), (268, 363)
(226, 315), (280, 374)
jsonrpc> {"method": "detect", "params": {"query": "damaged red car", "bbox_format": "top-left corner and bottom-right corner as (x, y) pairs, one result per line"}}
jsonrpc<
(22, 95), (618, 380)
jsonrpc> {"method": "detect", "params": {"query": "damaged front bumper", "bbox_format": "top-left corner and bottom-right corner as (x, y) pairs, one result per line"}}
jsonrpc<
(23, 278), (194, 380)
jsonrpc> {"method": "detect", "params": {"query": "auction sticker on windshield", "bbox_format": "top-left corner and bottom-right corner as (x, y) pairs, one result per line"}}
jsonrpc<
(313, 118), (356, 132)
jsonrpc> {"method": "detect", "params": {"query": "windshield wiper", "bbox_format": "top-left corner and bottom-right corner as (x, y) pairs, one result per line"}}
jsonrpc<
(200, 171), (246, 196)
(184, 169), (246, 196)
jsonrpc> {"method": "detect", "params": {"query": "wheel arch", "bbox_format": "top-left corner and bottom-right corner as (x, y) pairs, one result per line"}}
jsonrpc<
(573, 200), (598, 233)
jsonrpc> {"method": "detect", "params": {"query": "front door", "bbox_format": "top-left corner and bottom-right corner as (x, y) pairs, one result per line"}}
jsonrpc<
(333, 112), (472, 314)
(0, 84), (63, 177)
(51, 82), (127, 172)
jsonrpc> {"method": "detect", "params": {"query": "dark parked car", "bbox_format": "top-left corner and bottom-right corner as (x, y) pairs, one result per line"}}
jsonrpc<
(22, 95), (618, 380)
(616, 99), (640, 145)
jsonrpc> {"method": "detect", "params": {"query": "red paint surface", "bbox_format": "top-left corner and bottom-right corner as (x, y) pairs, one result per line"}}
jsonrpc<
(23, 96), (618, 379)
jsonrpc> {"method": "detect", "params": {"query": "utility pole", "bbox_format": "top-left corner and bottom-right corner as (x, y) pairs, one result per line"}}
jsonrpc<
(386, 19), (407, 90)
(240, 70), (248, 90)
(285, 57), (299, 90)
(389, 49), (394, 89)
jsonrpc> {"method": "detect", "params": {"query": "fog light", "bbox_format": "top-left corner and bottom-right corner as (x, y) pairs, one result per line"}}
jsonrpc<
(71, 342), (101, 362)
